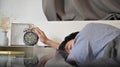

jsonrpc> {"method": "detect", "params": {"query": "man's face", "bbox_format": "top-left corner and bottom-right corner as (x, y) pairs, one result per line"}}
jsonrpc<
(65, 39), (74, 53)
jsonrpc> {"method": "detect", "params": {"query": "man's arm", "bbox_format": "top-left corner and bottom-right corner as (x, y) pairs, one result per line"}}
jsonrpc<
(33, 27), (60, 49)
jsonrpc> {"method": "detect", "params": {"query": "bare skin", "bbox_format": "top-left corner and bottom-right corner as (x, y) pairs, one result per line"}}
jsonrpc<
(32, 26), (74, 53)
(65, 39), (74, 53)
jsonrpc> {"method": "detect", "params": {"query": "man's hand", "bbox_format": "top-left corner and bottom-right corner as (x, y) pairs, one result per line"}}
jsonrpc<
(32, 26), (60, 49)
(33, 27), (49, 44)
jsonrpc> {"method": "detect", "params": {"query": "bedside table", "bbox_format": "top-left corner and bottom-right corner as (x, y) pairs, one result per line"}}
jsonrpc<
(0, 46), (56, 67)
(0, 46), (34, 57)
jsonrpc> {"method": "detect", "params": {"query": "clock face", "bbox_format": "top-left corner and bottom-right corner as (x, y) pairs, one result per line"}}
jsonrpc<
(24, 31), (38, 46)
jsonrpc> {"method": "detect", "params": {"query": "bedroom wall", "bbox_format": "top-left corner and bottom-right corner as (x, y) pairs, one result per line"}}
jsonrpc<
(0, 0), (47, 23)
(0, 0), (47, 46)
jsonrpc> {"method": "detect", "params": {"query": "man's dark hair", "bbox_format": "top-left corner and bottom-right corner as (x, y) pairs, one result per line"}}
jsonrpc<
(59, 31), (79, 51)
(58, 31), (79, 66)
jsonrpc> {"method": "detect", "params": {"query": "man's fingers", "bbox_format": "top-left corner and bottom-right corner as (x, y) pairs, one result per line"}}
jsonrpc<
(28, 24), (35, 30)
(35, 27), (44, 35)
(34, 29), (41, 38)
(33, 27), (42, 34)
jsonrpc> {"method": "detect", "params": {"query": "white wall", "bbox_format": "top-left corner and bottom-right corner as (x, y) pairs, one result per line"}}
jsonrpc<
(0, 0), (47, 46)
(0, 0), (47, 23)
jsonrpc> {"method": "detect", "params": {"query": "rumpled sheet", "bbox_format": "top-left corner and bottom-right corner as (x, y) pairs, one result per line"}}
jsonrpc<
(43, 0), (120, 21)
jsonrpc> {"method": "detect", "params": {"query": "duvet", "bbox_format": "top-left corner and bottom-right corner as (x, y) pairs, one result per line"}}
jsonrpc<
(66, 23), (120, 67)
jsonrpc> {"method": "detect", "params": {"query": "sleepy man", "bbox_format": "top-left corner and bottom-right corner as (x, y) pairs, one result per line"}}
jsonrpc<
(33, 23), (120, 67)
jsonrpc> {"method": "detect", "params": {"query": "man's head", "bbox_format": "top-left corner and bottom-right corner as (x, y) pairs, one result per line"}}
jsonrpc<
(58, 31), (79, 61)
(59, 31), (79, 53)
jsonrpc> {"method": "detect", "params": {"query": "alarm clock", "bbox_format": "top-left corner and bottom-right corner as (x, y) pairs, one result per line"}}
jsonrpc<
(24, 56), (39, 67)
(23, 28), (38, 46)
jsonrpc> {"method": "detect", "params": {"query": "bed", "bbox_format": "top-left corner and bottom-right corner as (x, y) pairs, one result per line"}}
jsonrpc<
(36, 21), (120, 67)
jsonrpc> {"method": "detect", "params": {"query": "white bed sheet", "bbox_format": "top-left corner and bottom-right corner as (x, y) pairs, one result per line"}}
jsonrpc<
(10, 21), (120, 46)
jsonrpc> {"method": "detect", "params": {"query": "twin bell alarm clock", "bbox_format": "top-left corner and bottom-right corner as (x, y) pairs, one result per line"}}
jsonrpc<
(23, 27), (38, 46)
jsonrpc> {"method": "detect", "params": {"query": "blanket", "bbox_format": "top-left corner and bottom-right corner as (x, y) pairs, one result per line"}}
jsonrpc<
(66, 23), (120, 67)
